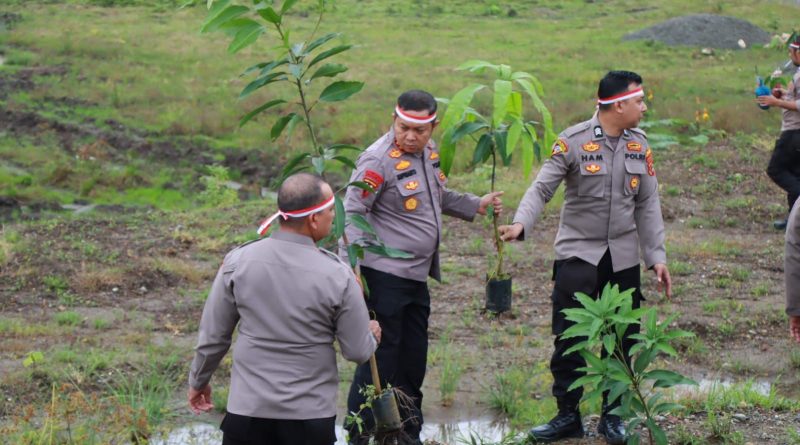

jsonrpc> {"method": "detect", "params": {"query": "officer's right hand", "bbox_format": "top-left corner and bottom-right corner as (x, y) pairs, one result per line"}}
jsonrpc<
(188, 384), (214, 414)
(498, 223), (524, 242)
(369, 320), (382, 344)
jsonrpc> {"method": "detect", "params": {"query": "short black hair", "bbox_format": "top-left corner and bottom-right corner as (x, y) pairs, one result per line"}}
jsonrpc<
(277, 173), (326, 226)
(597, 70), (643, 111)
(397, 89), (437, 114)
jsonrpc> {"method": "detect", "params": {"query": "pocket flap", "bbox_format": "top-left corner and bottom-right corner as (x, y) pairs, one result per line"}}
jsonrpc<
(625, 159), (648, 175)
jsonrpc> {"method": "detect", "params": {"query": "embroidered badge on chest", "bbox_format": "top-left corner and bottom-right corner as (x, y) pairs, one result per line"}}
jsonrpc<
(627, 142), (642, 152)
(630, 176), (640, 189)
(395, 160), (411, 170)
(582, 142), (600, 152)
(438, 171), (447, 181)
(429, 152), (439, 160)
(389, 149), (402, 158)
(404, 197), (418, 211)
(594, 126), (603, 138)
(404, 180), (419, 191)
(585, 164), (601, 174)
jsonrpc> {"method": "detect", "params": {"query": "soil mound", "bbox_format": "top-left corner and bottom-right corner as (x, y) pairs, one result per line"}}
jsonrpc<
(623, 14), (770, 49)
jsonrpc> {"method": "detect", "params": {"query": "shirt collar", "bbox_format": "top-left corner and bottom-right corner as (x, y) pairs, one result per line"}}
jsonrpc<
(270, 230), (316, 247)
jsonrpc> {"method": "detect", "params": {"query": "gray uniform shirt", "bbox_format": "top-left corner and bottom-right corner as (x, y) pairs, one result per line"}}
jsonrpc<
(189, 230), (376, 420)
(781, 67), (800, 132)
(513, 113), (667, 272)
(342, 130), (481, 282)
(785, 200), (800, 316)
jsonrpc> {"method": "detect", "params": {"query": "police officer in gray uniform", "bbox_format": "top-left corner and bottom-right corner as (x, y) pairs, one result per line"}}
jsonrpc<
(188, 173), (381, 445)
(499, 71), (672, 444)
(784, 199), (800, 343)
(759, 36), (800, 230)
(342, 90), (503, 444)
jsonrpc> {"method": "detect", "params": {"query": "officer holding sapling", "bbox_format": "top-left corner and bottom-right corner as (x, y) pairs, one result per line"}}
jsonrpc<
(341, 90), (503, 445)
(499, 71), (672, 445)
(759, 35), (800, 230)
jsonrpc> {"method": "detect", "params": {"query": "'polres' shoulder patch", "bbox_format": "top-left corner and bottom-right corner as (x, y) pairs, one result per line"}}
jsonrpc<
(551, 139), (569, 156)
(362, 169), (384, 196)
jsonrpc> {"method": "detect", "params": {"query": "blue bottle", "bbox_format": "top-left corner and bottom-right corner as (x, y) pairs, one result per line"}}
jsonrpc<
(755, 76), (771, 110)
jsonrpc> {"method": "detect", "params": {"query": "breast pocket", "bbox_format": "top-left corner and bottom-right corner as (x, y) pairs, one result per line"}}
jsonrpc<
(578, 161), (607, 197)
(395, 177), (425, 212)
(624, 159), (647, 196)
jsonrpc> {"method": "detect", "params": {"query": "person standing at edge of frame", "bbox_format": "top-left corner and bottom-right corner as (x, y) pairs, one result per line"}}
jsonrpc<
(498, 71), (672, 445)
(341, 90), (504, 445)
(783, 199), (800, 344)
(187, 173), (381, 445)
(759, 35), (800, 231)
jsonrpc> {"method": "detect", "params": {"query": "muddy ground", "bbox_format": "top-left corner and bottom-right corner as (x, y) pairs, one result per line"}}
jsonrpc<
(1, 65), (800, 444)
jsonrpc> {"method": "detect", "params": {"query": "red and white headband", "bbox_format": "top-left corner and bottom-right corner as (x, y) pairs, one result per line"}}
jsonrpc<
(598, 87), (644, 105)
(256, 195), (335, 236)
(791, 42), (800, 50)
(395, 106), (437, 124)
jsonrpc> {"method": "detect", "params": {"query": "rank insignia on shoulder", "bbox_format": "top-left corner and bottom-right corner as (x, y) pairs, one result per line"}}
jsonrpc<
(630, 176), (639, 189)
(626, 142), (642, 152)
(582, 142), (600, 152)
(594, 126), (603, 138)
(438, 171), (447, 181)
(362, 169), (384, 197)
(585, 163), (601, 174)
(551, 139), (568, 156)
(645, 149), (656, 176)
(404, 180), (419, 190)
(404, 197), (418, 211)
(389, 149), (403, 158)
(429, 151), (439, 160)
(395, 160), (411, 170)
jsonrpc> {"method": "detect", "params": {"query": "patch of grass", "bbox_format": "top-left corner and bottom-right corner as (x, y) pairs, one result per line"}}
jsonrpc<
(53, 311), (82, 326)
(669, 260), (693, 276)
(92, 318), (110, 330)
(789, 349), (800, 370)
(750, 282), (770, 297)
(695, 238), (742, 258)
(679, 380), (800, 413)
(686, 217), (715, 229)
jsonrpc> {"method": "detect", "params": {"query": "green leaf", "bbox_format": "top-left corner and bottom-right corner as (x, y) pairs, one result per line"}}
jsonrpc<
(283, 113), (303, 141)
(494, 130), (510, 166)
(307, 44), (353, 69)
(349, 214), (377, 236)
(241, 61), (268, 77)
(633, 348), (654, 374)
(332, 155), (356, 169)
(346, 243), (362, 268)
(457, 59), (498, 74)
(228, 21), (265, 54)
(201, 4), (248, 34)
(280, 152), (310, 180)
(506, 118), (523, 157)
(492, 79), (512, 128)
(514, 77), (554, 148)
(310, 63), (348, 81)
(652, 402), (684, 415)
(289, 63), (303, 78)
(602, 333), (616, 355)
(439, 84), (484, 133)
(312, 156), (325, 174)
(646, 419), (668, 445)
(520, 131), (534, 179)
(646, 370), (696, 388)
(346, 181), (375, 194)
(305, 32), (340, 54)
(562, 340), (590, 356)
(257, 6), (280, 24)
(22, 351), (44, 368)
(280, 0), (298, 14)
(271, 113), (297, 141)
(319, 81), (364, 102)
(606, 381), (628, 406)
(239, 99), (286, 127)
(328, 144), (363, 152)
(472, 133), (493, 165)
(449, 121), (488, 144)
(333, 195), (345, 238)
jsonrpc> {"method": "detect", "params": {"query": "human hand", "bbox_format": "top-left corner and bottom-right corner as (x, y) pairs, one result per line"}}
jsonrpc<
(478, 191), (504, 216)
(188, 385), (214, 414)
(653, 263), (672, 300)
(756, 94), (779, 107)
(369, 320), (381, 344)
(498, 223), (523, 242)
(790, 315), (800, 344)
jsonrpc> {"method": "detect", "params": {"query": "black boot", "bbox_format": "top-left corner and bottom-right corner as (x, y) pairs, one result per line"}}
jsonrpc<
(527, 403), (583, 443)
(597, 414), (626, 445)
(774, 219), (788, 230)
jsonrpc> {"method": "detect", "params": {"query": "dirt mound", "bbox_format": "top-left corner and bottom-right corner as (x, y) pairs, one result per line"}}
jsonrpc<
(623, 14), (770, 49)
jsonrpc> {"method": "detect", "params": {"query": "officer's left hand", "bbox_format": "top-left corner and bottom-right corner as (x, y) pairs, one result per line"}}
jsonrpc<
(478, 191), (504, 216)
(652, 263), (672, 300)
(188, 384), (214, 414)
(756, 94), (779, 107)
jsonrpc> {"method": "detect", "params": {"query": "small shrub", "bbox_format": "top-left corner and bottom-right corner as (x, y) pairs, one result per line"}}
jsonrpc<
(54, 311), (82, 326)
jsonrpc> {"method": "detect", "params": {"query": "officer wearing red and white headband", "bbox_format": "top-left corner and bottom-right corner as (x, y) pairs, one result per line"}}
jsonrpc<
(499, 71), (671, 445)
(759, 36), (800, 230)
(342, 90), (503, 445)
(188, 173), (380, 445)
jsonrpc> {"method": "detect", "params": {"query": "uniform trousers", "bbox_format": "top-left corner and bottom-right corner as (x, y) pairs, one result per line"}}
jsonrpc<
(345, 266), (430, 444)
(550, 250), (642, 411)
(767, 129), (800, 212)
(220, 412), (336, 445)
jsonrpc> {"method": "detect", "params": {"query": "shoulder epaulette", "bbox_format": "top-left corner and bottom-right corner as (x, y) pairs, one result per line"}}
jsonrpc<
(563, 121), (591, 138)
(319, 247), (349, 268)
(629, 127), (648, 138)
